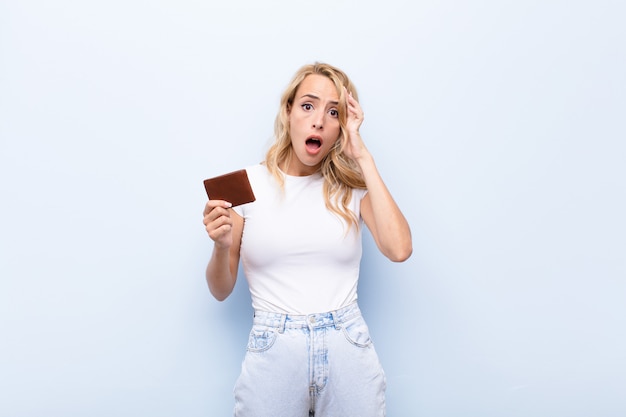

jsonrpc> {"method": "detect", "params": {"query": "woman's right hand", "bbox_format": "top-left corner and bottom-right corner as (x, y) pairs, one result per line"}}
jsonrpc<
(203, 200), (234, 248)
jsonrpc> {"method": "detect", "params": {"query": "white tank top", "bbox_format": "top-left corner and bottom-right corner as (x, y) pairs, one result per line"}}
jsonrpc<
(233, 164), (367, 314)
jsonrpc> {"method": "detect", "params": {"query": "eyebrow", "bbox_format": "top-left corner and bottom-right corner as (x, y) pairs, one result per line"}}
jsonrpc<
(300, 94), (339, 106)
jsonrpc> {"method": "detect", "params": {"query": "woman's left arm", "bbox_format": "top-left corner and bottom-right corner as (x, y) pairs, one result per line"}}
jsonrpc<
(343, 88), (412, 262)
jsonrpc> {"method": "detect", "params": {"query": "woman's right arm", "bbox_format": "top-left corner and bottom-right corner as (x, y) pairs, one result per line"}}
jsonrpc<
(203, 200), (244, 301)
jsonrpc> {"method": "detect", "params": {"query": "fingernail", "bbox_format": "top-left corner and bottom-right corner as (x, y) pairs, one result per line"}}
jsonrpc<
(225, 202), (232, 208)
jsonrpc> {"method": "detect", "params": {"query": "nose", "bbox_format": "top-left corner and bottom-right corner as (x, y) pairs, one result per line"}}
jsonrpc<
(312, 110), (324, 129)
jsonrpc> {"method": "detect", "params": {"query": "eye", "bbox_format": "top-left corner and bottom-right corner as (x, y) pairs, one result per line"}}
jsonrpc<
(329, 108), (339, 118)
(301, 103), (313, 111)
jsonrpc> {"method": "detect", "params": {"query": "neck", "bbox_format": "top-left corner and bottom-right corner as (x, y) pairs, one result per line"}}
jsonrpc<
(280, 155), (320, 177)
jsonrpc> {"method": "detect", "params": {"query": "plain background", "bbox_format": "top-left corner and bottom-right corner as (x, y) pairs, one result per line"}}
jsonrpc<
(1, 0), (625, 416)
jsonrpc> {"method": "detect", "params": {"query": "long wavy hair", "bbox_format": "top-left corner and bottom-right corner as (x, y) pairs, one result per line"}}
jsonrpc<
(264, 62), (367, 230)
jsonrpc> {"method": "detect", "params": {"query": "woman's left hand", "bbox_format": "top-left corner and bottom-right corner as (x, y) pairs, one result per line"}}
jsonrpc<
(343, 87), (369, 162)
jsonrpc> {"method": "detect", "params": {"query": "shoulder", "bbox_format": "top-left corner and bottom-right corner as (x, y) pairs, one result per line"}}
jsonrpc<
(232, 164), (274, 216)
(353, 187), (368, 201)
(244, 163), (274, 187)
(244, 163), (267, 175)
(243, 163), (273, 182)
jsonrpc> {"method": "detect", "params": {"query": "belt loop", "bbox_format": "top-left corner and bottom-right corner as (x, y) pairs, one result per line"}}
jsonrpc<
(278, 313), (287, 334)
(331, 310), (341, 330)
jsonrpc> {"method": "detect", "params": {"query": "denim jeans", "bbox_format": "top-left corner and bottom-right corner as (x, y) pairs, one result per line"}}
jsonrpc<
(233, 303), (386, 417)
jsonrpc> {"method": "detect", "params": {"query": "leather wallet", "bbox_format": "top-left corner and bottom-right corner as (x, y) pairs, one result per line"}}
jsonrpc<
(203, 169), (256, 207)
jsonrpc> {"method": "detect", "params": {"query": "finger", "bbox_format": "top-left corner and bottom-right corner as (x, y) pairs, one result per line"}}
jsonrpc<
(207, 215), (232, 231)
(343, 92), (363, 116)
(206, 199), (233, 210)
(204, 208), (232, 227)
(344, 87), (355, 107)
(343, 86), (359, 103)
(347, 96), (362, 113)
(208, 223), (233, 242)
(205, 214), (233, 235)
(204, 199), (233, 215)
(348, 101), (364, 120)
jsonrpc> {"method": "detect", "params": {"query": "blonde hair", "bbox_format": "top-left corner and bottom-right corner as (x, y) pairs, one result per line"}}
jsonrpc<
(264, 62), (366, 230)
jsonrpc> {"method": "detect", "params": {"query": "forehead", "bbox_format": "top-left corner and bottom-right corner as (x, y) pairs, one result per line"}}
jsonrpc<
(296, 74), (339, 100)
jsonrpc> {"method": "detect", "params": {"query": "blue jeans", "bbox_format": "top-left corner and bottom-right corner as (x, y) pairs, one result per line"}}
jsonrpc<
(233, 303), (386, 417)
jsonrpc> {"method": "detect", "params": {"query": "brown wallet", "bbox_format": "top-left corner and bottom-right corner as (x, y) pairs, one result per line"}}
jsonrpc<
(203, 169), (256, 207)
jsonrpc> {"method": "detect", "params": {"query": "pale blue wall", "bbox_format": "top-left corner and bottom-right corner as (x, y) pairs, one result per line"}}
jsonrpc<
(1, 1), (625, 416)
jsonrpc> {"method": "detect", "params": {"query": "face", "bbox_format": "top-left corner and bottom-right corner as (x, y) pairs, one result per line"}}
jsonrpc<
(285, 74), (341, 176)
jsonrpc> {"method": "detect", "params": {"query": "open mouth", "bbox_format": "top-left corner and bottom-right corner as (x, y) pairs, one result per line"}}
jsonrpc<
(305, 137), (322, 152)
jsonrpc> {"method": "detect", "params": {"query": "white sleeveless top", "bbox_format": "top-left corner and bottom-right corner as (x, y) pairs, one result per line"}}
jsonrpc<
(232, 164), (367, 314)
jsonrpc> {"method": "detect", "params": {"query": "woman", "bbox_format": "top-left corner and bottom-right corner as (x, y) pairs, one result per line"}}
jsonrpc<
(203, 62), (412, 417)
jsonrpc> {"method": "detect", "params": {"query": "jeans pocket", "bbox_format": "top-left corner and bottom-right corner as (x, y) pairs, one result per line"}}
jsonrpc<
(341, 315), (373, 348)
(246, 325), (278, 353)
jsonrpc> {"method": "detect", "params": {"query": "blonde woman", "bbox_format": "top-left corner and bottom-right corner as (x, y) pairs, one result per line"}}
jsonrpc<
(203, 62), (412, 416)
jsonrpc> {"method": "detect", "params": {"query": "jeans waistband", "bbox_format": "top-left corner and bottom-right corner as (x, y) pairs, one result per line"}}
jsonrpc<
(253, 302), (361, 332)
